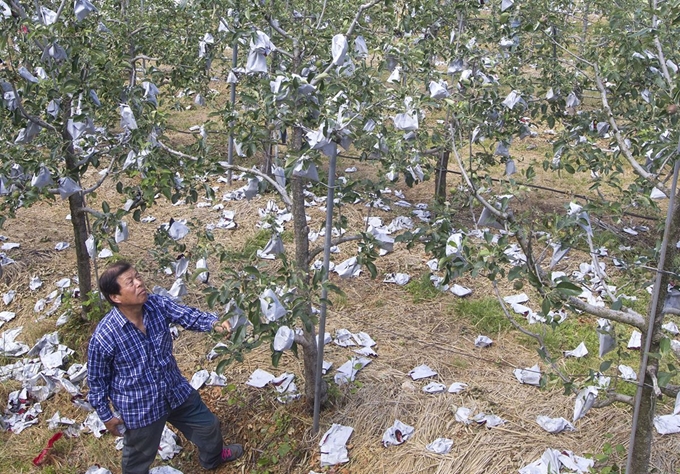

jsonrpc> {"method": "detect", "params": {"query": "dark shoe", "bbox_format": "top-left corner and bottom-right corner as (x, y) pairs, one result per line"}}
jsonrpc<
(220, 444), (243, 464)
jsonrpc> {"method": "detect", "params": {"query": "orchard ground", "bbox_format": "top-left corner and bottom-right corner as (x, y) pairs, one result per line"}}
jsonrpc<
(0, 149), (679, 474)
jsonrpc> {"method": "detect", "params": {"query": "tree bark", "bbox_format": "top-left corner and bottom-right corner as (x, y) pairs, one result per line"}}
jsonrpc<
(629, 188), (680, 472)
(434, 150), (449, 203)
(62, 99), (92, 319)
(290, 127), (327, 410)
(68, 192), (93, 318)
(260, 131), (273, 176)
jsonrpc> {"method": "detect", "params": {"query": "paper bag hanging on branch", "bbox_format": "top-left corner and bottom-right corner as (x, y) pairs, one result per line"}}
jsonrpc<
(18, 67), (39, 84)
(429, 80), (449, 99)
(273, 325), (294, 351)
(0, 0), (10, 19)
(331, 34), (348, 66)
(142, 82), (160, 106)
(292, 158), (319, 181)
(74, 0), (97, 22)
(119, 104), (138, 131)
(195, 258), (209, 284)
(31, 165), (54, 190)
(57, 177), (82, 199)
(15, 122), (42, 144)
(47, 99), (60, 118)
(43, 42), (68, 62)
(354, 36), (368, 57)
(259, 288), (286, 322)
(225, 299), (248, 331)
(246, 31), (275, 74)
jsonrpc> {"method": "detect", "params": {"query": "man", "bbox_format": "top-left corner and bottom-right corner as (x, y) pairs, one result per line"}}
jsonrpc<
(87, 261), (243, 474)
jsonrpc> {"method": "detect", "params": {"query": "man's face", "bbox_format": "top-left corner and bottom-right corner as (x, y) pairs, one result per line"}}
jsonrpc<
(111, 267), (148, 307)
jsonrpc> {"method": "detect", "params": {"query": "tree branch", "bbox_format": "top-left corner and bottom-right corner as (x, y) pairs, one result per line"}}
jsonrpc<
(660, 384), (679, 398)
(651, 0), (673, 92)
(7, 0), (27, 18)
(130, 25), (149, 37)
(449, 125), (508, 222)
(156, 140), (292, 209)
(82, 155), (118, 195)
(53, 0), (68, 25)
(567, 295), (646, 330)
(76, 207), (105, 218)
(315, 0), (328, 30)
(593, 392), (634, 408)
(493, 282), (573, 387)
(307, 234), (362, 264)
(131, 55), (158, 63)
(347, 0), (382, 37)
(10, 83), (57, 133)
(594, 65), (670, 197)
(294, 332), (311, 348)
(265, 15), (295, 42)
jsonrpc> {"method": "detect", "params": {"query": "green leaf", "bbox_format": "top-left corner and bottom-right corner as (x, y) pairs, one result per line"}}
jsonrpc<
(206, 290), (220, 309)
(508, 265), (523, 281)
(599, 360), (612, 372)
(243, 266), (261, 276)
(658, 371), (672, 387)
(271, 350), (283, 367)
(102, 201), (110, 213)
(278, 442), (291, 457)
(365, 261), (378, 279)
(541, 297), (551, 316)
(555, 281), (582, 297)
(192, 268), (209, 282)
(216, 359), (231, 374)
(660, 337), (671, 355)
(325, 283), (345, 297)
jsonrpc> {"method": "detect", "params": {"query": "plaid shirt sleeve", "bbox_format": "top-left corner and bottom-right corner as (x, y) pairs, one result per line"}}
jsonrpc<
(154, 295), (218, 331)
(87, 333), (115, 424)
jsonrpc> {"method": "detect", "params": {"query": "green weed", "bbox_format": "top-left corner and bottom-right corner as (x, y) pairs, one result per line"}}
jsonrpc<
(405, 273), (442, 303)
(240, 229), (275, 259)
(452, 297), (512, 333)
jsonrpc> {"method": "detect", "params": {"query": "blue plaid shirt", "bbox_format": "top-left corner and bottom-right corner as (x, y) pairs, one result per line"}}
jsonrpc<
(87, 294), (218, 430)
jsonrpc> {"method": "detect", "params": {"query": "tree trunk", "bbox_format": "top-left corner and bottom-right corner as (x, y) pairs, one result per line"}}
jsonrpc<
(62, 98), (92, 319)
(290, 127), (328, 410)
(629, 187), (680, 472)
(68, 192), (93, 318)
(434, 150), (449, 203)
(260, 130), (273, 176)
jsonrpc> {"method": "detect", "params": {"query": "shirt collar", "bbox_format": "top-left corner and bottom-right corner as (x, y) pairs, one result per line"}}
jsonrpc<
(110, 302), (149, 328)
(110, 306), (131, 328)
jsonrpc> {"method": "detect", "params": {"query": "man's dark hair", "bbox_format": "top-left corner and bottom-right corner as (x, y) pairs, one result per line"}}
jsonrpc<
(99, 261), (132, 307)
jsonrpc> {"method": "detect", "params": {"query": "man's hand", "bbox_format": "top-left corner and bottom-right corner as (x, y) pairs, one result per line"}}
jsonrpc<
(212, 320), (233, 334)
(104, 417), (125, 436)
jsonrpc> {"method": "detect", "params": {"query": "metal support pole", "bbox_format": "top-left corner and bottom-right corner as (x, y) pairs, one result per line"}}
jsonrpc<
(312, 146), (338, 434)
(625, 159), (680, 473)
(227, 43), (238, 184)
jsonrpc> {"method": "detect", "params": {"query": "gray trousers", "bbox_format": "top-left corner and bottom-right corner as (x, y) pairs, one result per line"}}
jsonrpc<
(121, 390), (223, 474)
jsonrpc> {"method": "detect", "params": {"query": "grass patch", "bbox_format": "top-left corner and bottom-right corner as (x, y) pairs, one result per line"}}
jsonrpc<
(404, 273), (441, 303)
(451, 297), (512, 334)
(235, 228), (274, 260)
(520, 317), (602, 383)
